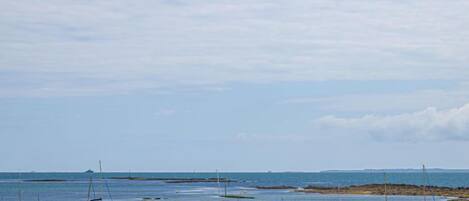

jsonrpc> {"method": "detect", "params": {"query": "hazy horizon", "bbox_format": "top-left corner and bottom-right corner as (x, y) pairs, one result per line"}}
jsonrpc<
(4, 167), (469, 173)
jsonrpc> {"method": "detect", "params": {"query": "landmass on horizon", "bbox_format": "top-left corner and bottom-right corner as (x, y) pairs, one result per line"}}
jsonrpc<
(6, 168), (469, 173)
(321, 168), (469, 173)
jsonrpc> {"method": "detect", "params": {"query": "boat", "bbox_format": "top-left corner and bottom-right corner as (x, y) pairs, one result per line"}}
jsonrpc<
(86, 161), (113, 201)
(86, 172), (101, 201)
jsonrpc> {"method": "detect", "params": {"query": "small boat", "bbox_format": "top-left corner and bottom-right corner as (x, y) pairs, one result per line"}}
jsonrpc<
(86, 161), (113, 201)
(87, 174), (102, 201)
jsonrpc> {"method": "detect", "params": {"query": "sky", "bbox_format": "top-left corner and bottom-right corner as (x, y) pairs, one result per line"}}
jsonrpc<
(1, 0), (469, 172)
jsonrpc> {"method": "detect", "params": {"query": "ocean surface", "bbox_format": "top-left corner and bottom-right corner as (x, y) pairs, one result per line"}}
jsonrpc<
(1, 172), (468, 201)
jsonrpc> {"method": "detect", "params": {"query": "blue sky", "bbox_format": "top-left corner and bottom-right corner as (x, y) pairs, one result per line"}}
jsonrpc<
(1, 1), (469, 172)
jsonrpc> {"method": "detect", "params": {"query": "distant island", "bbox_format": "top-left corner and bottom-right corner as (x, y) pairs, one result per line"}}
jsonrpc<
(321, 169), (469, 173)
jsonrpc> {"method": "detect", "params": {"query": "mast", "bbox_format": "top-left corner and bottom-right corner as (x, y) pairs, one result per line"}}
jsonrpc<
(87, 176), (92, 201)
(99, 160), (102, 175)
(422, 165), (436, 201)
(216, 170), (221, 196)
(383, 172), (388, 201)
(87, 170), (97, 201)
(337, 185), (342, 201)
(422, 165), (427, 201)
(17, 173), (22, 201)
(100, 160), (114, 201)
(224, 179), (227, 197)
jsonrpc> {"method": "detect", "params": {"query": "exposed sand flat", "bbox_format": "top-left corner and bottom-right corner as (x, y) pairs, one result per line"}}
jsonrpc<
(295, 184), (469, 199)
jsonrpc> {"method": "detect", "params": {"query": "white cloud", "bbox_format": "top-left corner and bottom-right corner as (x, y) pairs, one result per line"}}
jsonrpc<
(315, 103), (469, 141)
(1, 1), (469, 96)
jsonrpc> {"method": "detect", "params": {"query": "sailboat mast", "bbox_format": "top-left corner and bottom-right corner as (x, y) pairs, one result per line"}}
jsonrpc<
(422, 165), (436, 201)
(87, 176), (93, 201)
(422, 165), (427, 201)
(216, 170), (221, 195)
(17, 173), (22, 201)
(337, 185), (342, 201)
(224, 180), (227, 196)
(100, 160), (114, 201)
(383, 172), (388, 201)
(99, 160), (102, 177)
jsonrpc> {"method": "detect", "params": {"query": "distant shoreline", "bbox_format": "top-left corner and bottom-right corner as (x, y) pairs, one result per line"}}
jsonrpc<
(2, 169), (469, 173)
(321, 169), (469, 173)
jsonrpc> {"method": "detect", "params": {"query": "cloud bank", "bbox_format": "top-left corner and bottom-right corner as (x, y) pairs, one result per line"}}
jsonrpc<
(1, 1), (469, 96)
(316, 103), (469, 141)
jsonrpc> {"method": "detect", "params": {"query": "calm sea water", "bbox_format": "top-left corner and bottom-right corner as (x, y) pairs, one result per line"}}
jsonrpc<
(1, 172), (467, 201)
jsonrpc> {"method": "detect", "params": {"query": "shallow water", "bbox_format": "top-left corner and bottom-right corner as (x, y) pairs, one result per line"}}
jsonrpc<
(1, 172), (465, 201)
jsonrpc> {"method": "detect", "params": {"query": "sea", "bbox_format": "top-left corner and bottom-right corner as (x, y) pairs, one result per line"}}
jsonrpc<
(1, 172), (469, 201)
